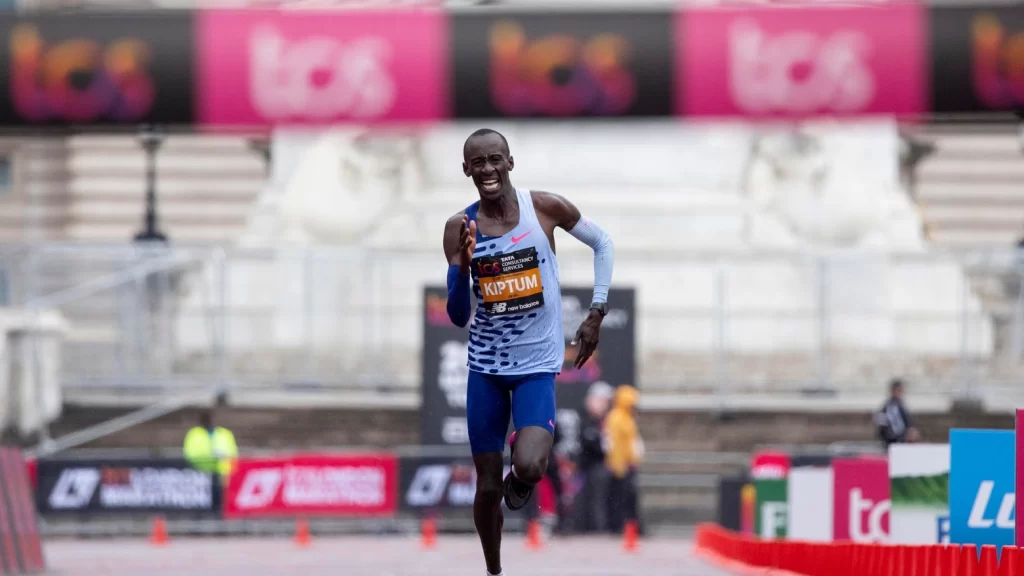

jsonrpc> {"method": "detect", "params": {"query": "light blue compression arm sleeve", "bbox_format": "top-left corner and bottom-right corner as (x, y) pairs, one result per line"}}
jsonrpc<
(446, 264), (471, 328)
(567, 215), (614, 304)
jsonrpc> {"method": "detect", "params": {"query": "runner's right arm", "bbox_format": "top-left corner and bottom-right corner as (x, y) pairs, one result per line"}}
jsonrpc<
(443, 213), (476, 328)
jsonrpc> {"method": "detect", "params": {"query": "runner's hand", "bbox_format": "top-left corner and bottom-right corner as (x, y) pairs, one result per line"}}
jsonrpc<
(571, 310), (602, 369)
(459, 216), (477, 273)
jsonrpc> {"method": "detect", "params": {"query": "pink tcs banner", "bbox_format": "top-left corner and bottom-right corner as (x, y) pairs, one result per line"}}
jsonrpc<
(677, 3), (926, 120)
(196, 9), (448, 126)
(1017, 409), (1024, 546)
(832, 456), (890, 543)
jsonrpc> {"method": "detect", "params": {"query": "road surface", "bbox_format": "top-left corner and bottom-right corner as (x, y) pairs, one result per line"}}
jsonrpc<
(43, 535), (736, 576)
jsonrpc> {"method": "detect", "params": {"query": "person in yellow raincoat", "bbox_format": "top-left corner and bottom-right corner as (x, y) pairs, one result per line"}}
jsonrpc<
(183, 408), (238, 481)
(603, 385), (644, 534)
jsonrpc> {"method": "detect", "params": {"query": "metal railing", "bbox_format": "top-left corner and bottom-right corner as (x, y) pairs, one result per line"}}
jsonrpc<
(4, 243), (1024, 405)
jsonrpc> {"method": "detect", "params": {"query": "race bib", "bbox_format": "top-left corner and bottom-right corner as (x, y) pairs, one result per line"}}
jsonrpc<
(473, 247), (545, 316)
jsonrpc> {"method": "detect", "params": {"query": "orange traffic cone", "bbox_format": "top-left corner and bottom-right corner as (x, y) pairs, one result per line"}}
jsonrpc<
(623, 520), (639, 553)
(294, 518), (312, 548)
(421, 516), (437, 549)
(525, 519), (543, 550)
(149, 516), (169, 546)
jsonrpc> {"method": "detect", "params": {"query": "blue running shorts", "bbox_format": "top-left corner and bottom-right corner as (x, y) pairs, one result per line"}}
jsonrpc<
(466, 370), (557, 455)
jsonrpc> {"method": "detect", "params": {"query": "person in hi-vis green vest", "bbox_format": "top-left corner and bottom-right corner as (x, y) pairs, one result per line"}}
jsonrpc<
(183, 409), (238, 479)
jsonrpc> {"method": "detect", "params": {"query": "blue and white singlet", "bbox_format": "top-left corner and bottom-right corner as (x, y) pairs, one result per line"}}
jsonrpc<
(465, 189), (564, 375)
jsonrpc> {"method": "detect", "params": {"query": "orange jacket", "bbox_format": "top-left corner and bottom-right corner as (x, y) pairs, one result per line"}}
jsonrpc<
(603, 385), (643, 478)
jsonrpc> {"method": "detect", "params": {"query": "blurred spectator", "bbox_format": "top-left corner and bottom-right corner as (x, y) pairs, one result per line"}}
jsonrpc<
(572, 382), (614, 534)
(184, 406), (238, 480)
(604, 385), (644, 534)
(875, 378), (920, 449)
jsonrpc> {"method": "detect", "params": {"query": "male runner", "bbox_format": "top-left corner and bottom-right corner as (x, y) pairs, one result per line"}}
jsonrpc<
(443, 128), (615, 576)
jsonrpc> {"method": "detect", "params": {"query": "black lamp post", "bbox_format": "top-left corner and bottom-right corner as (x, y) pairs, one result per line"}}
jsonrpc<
(898, 131), (936, 203)
(134, 124), (168, 243)
(248, 136), (272, 176)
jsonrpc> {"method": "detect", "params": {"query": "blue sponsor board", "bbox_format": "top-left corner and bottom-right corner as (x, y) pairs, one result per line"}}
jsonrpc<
(949, 429), (1015, 550)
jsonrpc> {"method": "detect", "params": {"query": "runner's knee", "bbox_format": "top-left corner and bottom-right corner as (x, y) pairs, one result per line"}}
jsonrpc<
(513, 456), (547, 485)
(476, 476), (504, 503)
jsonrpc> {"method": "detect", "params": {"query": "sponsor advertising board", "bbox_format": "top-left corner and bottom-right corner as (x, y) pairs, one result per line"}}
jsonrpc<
(755, 479), (787, 538)
(718, 475), (749, 532)
(782, 456), (888, 543)
(420, 286), (635, 461)
(889, 443), (951, 544)
(751, 451), (791, 538)
(741, 483), (756, 535)
(832, 457), (890, 544)
(950, 429), (1015, 550)
(930, 6), (1024, 115)
(36, 458), (219, 515)
(0, 13), (195, 126)
(223, 454), (397, 518)
(677, 3), (926, 120)
(196, 9), (447, 126)
(1, 6), (1024, 126)
(1019, 411), (1024, 546)
(787, 466), (833, 541)
(451, 11), (673, 119)
(397, 455), (526, 515)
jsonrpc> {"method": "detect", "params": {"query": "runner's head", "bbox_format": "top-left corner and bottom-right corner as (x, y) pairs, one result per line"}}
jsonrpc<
(463, 128), (514, 201)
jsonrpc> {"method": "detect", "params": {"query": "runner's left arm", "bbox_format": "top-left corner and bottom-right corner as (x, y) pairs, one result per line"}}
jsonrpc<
(534, 191), (614, 307)
(533, 192), (614, 368)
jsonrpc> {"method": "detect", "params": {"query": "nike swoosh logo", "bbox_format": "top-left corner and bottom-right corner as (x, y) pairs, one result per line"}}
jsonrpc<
(511, 229), (533, 244)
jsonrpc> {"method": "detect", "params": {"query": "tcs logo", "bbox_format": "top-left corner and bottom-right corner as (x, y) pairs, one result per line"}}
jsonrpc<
(10, 24), (155, 122)
(728, 19), (875, 114)
(971, 14), (1024, 109)
(249, 25), (397, 121)
(488, 20), (637, 116)
(848, 487), (890, 543)
(477, 261), (503, 275)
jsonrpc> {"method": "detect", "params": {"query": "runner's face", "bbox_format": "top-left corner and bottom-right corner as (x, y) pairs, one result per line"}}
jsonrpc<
(463, 134), (513, 201)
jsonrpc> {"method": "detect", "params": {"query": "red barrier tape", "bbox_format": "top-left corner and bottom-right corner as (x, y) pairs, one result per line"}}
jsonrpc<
(693, 523), (1015, 576)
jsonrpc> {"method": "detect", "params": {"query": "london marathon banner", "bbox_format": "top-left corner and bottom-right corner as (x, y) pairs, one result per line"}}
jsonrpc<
(36, 458), (220, 515)
(223, 453), (398, 518)
(420, 285), (635, 460)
